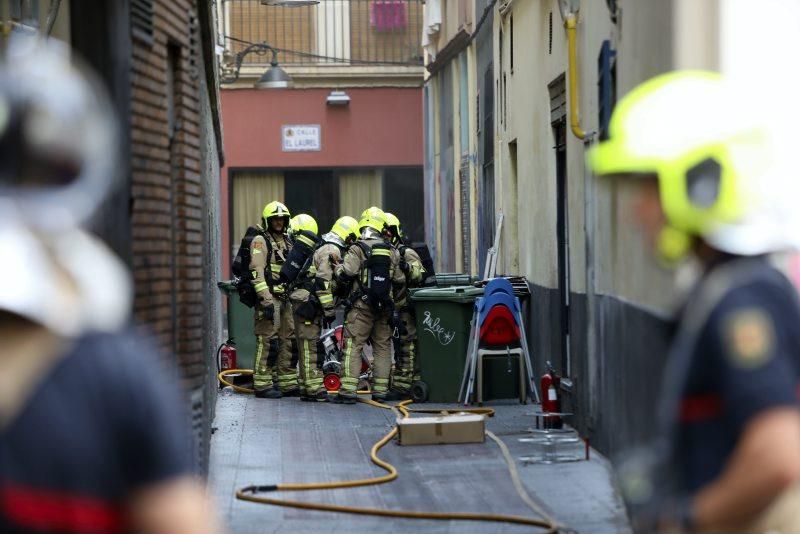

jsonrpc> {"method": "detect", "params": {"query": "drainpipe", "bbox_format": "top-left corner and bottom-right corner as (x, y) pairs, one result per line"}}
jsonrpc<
(565, 13), (586, 140)
(558, 0), (586, 140)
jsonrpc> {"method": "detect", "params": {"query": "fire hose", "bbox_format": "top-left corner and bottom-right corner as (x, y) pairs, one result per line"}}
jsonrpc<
(218, 368), (565, 532)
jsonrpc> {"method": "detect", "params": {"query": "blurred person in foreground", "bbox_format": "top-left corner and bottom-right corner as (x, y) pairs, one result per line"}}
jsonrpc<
(589, 71), (800, 533)
(0, 36), (217, 533)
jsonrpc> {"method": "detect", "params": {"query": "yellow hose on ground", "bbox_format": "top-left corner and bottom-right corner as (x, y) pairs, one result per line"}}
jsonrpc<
(219, 369), (563, 531)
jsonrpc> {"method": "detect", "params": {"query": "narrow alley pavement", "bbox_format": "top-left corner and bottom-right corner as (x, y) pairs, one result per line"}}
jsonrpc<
(209, 392), (631, 533)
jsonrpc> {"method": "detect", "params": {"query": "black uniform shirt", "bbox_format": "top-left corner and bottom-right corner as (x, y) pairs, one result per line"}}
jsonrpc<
(0, 330), (194, 533)
(677, 258), (800, 492)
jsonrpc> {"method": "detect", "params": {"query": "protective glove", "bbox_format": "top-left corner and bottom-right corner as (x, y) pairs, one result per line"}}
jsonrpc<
(399, 258), (410, 273)
(262, 303), (275, 321)
(322, 315), (335, 329)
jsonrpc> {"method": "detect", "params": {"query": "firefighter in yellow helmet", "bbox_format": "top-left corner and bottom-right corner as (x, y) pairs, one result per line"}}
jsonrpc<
(250, 201), (299, 398)
(361, 206), (385, 221)
(383, 212), (424, 397)
(279, 214), (322, 401)
(589, 71), (800, 532)
(288, 215), (359, 401)
(333, 210), (405, 403)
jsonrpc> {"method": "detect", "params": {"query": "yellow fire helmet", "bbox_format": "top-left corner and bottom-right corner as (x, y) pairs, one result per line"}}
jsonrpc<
(384, 212), (402, 241)
(262, 201), (291, 222)
(358, 206), (386, 233)
(359, 212), (385, 234)
(331, 215), (359, 243)
(290, 213), (318, 236)
(360, 206), (385, 222)
(587, 70), (774, 263)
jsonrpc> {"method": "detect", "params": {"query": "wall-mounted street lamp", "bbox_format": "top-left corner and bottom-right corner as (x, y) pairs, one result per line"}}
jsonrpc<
(326, 90), (350, 106)
(220, 42), (293, 89)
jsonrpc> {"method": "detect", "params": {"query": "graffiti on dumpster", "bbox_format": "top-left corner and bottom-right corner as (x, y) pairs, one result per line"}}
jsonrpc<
(422, 311), (456, 346)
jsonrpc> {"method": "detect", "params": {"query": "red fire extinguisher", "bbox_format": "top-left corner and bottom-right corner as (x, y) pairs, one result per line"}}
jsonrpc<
(218, 338), (237, 388)
(540, 361), (563, 429)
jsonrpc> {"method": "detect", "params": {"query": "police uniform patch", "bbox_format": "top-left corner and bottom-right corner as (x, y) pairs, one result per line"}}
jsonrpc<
(723, 309), (775, 368)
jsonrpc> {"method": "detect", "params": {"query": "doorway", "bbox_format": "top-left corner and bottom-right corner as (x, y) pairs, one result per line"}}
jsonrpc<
(284, 170), (338, 234)
(549, 75), (570, 375)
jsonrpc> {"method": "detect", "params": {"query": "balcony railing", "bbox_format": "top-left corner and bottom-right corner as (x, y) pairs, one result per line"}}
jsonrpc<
(223, 0), (423, 67)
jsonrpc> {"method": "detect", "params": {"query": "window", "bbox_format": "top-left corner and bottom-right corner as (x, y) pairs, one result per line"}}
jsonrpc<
(285, 171), (339, 233)
(510, 15), (514, 74)
(606, 0), (618, 23)
(597, 40), (617, 141)
(131, 0), (154, 44)
(9, 0), (39, 29)
(498, 27), (504, 127)
(383, 168), (425, 244)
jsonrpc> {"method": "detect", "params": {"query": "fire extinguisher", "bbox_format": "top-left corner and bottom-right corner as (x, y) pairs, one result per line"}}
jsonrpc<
(217, 338), (237, 388)
(540, 361), (563, 429)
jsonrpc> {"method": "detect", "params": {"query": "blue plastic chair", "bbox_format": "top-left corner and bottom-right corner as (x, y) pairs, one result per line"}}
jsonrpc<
(460, 277), (536, 405)
(476, 278), (521, 329)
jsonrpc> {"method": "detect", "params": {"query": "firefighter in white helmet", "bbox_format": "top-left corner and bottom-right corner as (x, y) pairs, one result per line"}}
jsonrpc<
(0, 35), (217, 533)
(589, 71), (800, 532)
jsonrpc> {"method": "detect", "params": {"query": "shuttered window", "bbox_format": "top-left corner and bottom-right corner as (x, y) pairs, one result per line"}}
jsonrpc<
(131, 0), (154, 44)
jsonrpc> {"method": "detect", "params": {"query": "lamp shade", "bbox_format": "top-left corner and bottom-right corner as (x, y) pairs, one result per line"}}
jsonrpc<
(255, 64), (293, 89)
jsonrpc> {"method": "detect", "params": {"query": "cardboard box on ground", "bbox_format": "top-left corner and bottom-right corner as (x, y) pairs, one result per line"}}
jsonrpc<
(397, 414), (486, 445)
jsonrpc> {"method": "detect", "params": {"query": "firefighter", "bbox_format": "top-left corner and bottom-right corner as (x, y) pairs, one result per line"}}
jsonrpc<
(289, 215), (360, 402)
(0, 36), (217, 533)
(332, 209), (405, 403)
(383, 212), (424, 397)
(250, 201), (300, 398)
(589, 71), (800, 532)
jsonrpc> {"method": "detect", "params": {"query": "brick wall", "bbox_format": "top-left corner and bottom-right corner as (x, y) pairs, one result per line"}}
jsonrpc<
(130, 0), (220, 470)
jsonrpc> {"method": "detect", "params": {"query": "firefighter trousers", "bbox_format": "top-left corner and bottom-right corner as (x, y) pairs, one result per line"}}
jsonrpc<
(391, 309), (419, 393)
(253, 299), (298, 393)
(339, 302), (392, 395)
(291, 302), (325, 396)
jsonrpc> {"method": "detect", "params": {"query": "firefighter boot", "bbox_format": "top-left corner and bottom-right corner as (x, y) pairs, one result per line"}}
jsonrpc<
(255, 387), (282, 399)
(328, 391), (357, 404)
(301, 390), (329, 402)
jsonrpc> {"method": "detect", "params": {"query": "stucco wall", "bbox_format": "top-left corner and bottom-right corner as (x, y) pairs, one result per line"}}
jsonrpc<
(221, 88), (423, 169)
(497, 0), (674, 311)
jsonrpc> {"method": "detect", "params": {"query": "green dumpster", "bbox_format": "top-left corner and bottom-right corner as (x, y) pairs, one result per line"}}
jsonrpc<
(410, 286), (483, 402)
(217, 281), (256, 371)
